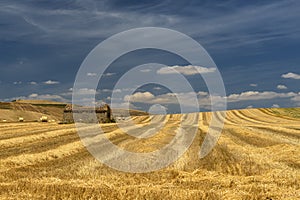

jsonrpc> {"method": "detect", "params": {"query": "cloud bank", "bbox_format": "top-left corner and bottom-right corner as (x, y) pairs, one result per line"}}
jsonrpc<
(157, 65), (216, 75)
(282, 72), (300, 80)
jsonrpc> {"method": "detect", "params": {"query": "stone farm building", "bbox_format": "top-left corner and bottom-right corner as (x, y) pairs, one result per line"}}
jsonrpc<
(63, 104), (112, 123)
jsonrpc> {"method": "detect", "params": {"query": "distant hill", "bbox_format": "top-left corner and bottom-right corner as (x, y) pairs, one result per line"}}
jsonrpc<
(0, 100), (148, 122)
(111, 108), (148, 117)
(0, 100), (67, 122)
(14, 99), (67, 105)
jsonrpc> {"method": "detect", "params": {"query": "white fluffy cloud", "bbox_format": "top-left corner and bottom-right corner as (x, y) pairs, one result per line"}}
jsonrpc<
(124, 91), (212, 109)
(102, 88), (135, 93)
(272, 104), (280, 108)
(291, 95), (300, 102)
(157, 65), (216, 75)
(291, 94), (300, 106)
(198, 91), (208, 96)
(277, 85), (287, 90)
(282, 72), (300, 80)
(148, 104), (168, 115)
(124, 92), (155, 102)
(153, 87), (162, 90)
(29, 81), (37, 85)
(61, 88), (98, 97)
(24, 93), (68, 102)
(227, 91), (296, 102)
(28, 93), (38, 98)
(87, 72), (97, 77)
(13, 81), (22, 85)
(102, 89), (111, 92)
(103, 72), (115, 76)
(72, 88), (97, 95)
(123, 90), (300, 110)
(140, 69), (151, 72)
(44, 80), (60, 85)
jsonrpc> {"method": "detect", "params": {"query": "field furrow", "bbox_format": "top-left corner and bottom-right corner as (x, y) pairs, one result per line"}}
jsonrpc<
(0, 108), (299, 199)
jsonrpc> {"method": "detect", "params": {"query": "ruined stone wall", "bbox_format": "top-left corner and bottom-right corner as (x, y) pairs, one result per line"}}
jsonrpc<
(62, 104), (112, 124)
(63, 111), (110, 123)
(62, 112), (74, 123)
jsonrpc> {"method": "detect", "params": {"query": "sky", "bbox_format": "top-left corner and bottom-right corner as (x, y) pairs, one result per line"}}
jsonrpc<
(0, 0), (299, 113)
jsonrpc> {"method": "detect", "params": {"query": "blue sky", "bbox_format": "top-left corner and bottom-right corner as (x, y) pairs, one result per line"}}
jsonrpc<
(0, 0), (299, 112)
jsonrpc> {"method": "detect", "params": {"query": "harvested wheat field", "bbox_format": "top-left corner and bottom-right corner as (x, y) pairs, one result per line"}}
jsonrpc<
(0, 108), (299, 199)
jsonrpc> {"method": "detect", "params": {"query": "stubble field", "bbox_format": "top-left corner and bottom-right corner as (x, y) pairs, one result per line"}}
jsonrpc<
(0, 108), (299, 199)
